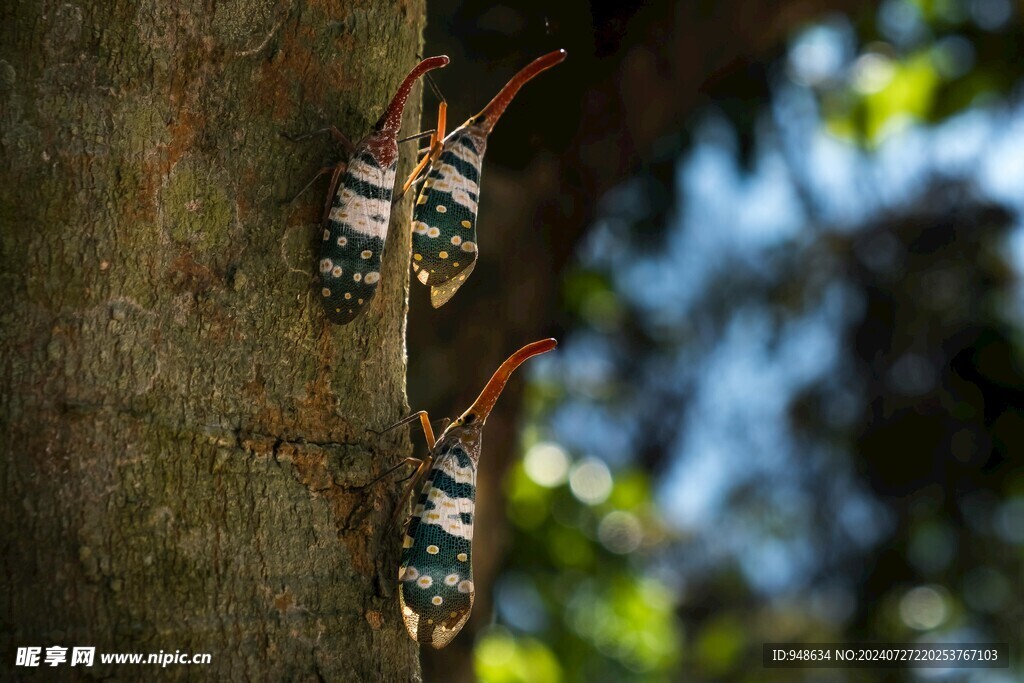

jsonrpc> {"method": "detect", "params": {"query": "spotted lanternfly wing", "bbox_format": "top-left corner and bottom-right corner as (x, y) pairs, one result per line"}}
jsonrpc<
(318, 149), (395, 323)
(411, 128), (486, 307)
(398, 441), (476, 649)
(429, 259), (476, 308)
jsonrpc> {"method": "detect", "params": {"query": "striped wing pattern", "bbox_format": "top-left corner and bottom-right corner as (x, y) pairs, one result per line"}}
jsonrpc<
(318, 150), (396, 324)
(411, 129), (487, 306)
(398, 443), (477, 649)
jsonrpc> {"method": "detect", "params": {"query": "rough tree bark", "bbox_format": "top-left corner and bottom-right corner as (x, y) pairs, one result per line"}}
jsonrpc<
(1, 0), (427, 680)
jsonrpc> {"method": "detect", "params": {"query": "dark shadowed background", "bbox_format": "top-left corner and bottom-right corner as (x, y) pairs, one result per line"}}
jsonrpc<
(405, 1), (1024, 682)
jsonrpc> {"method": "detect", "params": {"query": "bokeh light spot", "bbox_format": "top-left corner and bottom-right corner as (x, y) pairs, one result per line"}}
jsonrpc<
(476, 626), (515, 668)
(851, 52), (896, 94)
(963, 566), (1011, 613)
(898, 585), (948, 630)
(524, 442), (571, 488)
(569, 457), (613, 505)
(995, 495), (1024, 544)
(970, 0), (1013, 31)
(474, 626), (563, 683)
(787, 20), (853, 86)
(598, 510), (643, 554)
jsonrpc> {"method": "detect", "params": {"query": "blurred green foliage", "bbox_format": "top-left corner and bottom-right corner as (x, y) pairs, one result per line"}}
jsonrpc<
(812, 0), (1020, 143)
(483, 429), (680, 681)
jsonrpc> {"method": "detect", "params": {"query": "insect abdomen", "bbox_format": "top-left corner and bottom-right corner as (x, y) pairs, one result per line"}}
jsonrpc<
(318, 152), (396, 324)
(398, 451), (477, 649)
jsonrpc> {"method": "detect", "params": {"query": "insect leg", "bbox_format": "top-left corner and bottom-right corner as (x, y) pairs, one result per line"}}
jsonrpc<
(423, 70), (446, 106)
(391, 455), (435, 528)
(364, 456), (424, 488)
(375, 410), (437, 450)
(397, 129), (437, 145)
(321, 162), (347, 225)
(398, 99), (447, 198)
(285, 164), (342, 205)
(281, 126), (356, 155)
(394, 173), (428, 208)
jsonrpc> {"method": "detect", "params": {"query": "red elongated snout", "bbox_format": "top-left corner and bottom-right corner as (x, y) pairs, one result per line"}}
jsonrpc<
(472, 49), (566, 135)
(376, 55), (450, 136)
(459, 338), (558, 425)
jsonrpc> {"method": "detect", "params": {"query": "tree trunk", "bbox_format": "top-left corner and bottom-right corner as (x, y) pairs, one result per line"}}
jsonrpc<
(1, 1), (426, 680)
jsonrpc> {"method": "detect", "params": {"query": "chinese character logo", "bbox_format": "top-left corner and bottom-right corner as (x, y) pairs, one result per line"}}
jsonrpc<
(15, 647), (41, 667)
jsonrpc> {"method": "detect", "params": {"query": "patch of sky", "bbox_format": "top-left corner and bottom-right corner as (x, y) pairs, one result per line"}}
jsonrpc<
(929, 107), (993, 172)
(659, 299), (843, 528)
(556, 332), (619, 401)
(604, 116), (807, 326)
(550, 401), (637, 469)
(494, 572), (549, 633)
(737, 534), (818, 595)
(978, 110), (1024, 211)
(772, 84), (873, 227)
(872, 123), (934, 209)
